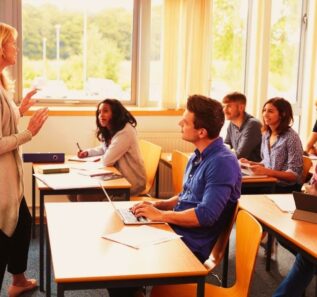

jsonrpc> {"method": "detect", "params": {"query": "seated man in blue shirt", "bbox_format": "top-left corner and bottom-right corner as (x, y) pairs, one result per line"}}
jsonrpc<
(108, 94), (241, 297)
(134, 94), (241, 262)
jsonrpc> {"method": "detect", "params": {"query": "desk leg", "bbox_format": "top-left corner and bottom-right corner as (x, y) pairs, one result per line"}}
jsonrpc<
(125, 189), (130, 200)
(46, 225), (51, 297)
(221, 243), (229, 287)
(57, 285), (64, 297)
(32, 168), (36, 238)
(197, 277), (205, 297)
(40, 192), (44, 291)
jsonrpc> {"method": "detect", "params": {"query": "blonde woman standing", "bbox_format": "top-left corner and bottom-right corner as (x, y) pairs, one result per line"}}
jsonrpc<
(0, 22), (48, 296)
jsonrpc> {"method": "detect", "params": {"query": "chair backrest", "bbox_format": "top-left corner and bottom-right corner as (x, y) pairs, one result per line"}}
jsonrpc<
(171, 150), (190, 195)
(139, 139), (162, 195)
(204, 203), (239, 271)
(234, 210), (262, 296)
(301, 155), (313, 184)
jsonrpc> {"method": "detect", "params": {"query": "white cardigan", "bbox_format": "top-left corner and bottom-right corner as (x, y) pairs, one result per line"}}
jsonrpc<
(0, 88), (32, 237)
(87, 123), (146, 196)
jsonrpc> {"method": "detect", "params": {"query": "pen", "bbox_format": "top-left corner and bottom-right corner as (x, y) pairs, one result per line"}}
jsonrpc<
(76, 142), (82, 152)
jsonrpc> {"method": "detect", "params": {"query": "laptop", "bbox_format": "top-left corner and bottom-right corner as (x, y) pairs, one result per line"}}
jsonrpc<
(292, 191), (317, 224)
(99, 182), (164, 225)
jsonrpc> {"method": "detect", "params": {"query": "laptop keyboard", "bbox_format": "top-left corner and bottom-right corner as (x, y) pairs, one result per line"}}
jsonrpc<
(119, 208), (148, 223)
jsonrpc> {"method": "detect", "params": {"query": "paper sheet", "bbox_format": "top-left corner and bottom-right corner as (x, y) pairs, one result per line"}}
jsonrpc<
(102, 225), (181, 249)
(77, 169), (114, 177)
(68, 156), (101, 162)
(266, 194), (296, 213)
(68, 162), (104, 171)
(34, 173), (100, 189)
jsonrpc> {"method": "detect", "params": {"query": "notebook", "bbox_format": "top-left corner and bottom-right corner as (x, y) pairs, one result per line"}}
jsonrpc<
(292, 191), (317, 224)
(99, 182), (164, 225)
(239, 161), (267, 178)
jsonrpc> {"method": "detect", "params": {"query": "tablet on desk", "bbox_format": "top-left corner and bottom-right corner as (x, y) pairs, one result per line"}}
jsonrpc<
(292, 191), (317, 224)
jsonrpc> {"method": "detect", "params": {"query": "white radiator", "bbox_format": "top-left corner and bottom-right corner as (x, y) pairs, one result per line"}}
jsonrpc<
(138, 132), (194, 198)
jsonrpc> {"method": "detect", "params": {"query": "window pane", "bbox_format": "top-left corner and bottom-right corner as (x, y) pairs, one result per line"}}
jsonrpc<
(149, 0), (163, 102)
(268, 0), (302, 104)
(22, 0), (133, 102)
(210, 0), (248, 100)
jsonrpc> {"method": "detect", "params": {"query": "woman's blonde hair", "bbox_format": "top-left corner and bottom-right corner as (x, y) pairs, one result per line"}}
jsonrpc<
(0, 22), (17, 90)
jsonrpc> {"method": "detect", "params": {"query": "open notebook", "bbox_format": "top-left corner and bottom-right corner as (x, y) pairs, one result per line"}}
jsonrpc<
(239, 161), (267, 178)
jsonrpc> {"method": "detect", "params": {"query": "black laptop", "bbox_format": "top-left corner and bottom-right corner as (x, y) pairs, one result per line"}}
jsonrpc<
(292, 191), (317, 224)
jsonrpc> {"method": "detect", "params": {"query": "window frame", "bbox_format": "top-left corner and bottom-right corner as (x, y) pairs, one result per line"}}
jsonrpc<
(17, 0), (158, 106)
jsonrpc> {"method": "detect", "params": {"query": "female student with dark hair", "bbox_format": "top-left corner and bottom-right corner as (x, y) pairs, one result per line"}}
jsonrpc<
(76, 99), (146, 198)
(240, 97), (303, 193)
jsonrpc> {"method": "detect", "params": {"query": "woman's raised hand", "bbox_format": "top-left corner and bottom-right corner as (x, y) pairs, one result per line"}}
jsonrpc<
(19, 89), (38, 116)
(27, 108), (49, 136)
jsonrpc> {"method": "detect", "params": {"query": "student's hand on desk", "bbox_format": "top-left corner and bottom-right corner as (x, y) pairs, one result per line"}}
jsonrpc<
(239, 158), (250, 164)
(132, 202), (163, 222)
(77, 150), (88, 158)
(249, 165), (269, 176)
(240, 158), (261, 166)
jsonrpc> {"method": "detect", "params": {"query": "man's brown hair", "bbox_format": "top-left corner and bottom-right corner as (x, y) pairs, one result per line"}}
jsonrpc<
(222, 92), (247, 105)
(187, 94), (224, 139)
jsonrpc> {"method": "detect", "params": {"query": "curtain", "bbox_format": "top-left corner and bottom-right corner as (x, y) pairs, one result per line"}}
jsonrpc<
(244, 0), (272, 118)
(161, 0), (212, 109)
(299, 0), (317, 142)
(0, 0), (22, 103)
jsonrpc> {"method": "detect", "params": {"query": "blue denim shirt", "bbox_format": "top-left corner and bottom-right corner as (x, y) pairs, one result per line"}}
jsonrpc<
(171, 137), (241, 263)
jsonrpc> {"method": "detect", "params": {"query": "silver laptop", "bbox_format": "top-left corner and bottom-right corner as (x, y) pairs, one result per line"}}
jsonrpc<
(99, 182), (164, 225)
(292, 191), (317, 224)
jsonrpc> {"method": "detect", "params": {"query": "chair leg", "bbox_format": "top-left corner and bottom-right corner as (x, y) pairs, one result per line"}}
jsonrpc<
(222, 243), (229, 287)
(266, 234), (273, 271)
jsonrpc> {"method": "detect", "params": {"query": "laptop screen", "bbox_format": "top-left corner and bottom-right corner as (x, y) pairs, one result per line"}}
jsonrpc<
(293, 191), (317, 213)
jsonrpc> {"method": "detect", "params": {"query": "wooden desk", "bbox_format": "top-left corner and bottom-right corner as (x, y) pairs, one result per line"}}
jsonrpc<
(241, 176), (277, 193)
(45, 202), (207, 297)
(239, 195), (317, 270)
(160, 152), (277, 194)
(32, 159), (131, 291)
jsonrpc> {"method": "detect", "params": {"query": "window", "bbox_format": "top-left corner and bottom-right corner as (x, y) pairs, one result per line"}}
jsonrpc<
(268, 0), (304, 104)
(1, 0), (311, 116)
(22, 0), (140, 104)
(210, 0), (249, 100)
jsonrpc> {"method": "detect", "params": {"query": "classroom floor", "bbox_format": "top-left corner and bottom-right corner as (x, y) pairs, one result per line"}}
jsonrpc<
(2, 226), (316, 297)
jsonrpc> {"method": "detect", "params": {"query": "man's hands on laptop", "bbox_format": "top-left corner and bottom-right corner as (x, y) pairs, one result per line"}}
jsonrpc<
(131, 201), (163, 222)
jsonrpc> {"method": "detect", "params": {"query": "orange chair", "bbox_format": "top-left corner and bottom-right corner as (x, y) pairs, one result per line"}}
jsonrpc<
(150, 210), (262, 297)
(171, 150), (190, 195)
(301, 155), (313, 184)
(203, 203), (239, 286)
(130, 140), (162, 201)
